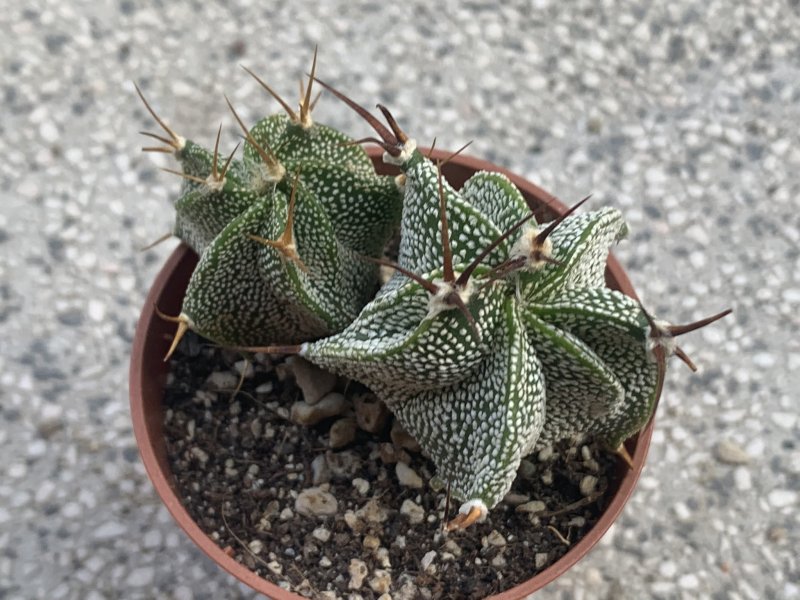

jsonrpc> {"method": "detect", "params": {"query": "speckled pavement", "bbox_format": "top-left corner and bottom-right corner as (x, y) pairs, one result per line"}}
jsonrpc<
(1, 1), (799, 598)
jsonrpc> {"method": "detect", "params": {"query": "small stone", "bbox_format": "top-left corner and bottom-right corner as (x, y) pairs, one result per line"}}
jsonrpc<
(443, 538), (462, 557)
(491, 554), (507, 568)
(255, 381), (273, 394)
(125, 567), (155, 587)
(678, 573), (699, 590)
(516, 500), (546, 514)
(205, 371), (239, 391)
(568, 516), (586, 528)
(319, 556), (332, 568)
(400, 499), (425, 524)
(348, 558), (368, 589)
(369, 570), (392, 594)
(233, 360), (254, 378)
(421, 550), (437, 574)
(326, 450), (362, 479)
(329, 417), (357, 448)
(358, 498), (389, 524)
(768, 489), (797, 508)
(375, 547), (391, 568)
(312, 527), (331, 543)
(266, 560), (282, 575)
(286, 356), (337, 404)
(734, 466), (751, 491)
(291, 393), (347, 425)
(537, 446), (554, 462)
(248, 540), (263, 555)
(714, 439), (750, 465)
(344, 510), (364, 533)
(352, 477), (370, 496)
(579, 475), (598, 496)
(390, 420), (421, 452)
(395, 462), (423, 489)
(484, 530), (506, 547)
(311, 454), (331, 485)
(363, 534), (380, 551)
(535, 552), (549, 569)
(518, 459), (536, 478)
(295, 487), (338, 518)
(279, 507), (294, 521)
(354, 395), (390, 433)
(503, 492), (530, 506)
(378, 442), (397, 463)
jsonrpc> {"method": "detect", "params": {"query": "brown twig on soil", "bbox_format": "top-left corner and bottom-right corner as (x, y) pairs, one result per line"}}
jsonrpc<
(538, 487), (606, 518)
(219, 501), (272, 569)
(547, 525), (571, 546)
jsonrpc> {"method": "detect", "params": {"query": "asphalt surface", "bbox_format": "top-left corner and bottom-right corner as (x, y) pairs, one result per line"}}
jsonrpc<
(1, 1), (798, 598)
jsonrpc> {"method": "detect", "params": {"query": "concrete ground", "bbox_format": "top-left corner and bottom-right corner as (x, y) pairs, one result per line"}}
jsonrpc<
(1, 0), (798, 598)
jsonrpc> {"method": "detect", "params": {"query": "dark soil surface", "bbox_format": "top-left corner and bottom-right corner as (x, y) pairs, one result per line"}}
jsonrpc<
(163, 332), (621, 600)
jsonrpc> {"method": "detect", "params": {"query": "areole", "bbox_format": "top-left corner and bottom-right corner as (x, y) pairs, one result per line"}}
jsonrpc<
(130, 147), (656, 600)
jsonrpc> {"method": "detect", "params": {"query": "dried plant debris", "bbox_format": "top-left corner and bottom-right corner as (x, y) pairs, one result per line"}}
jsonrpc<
(164, 332), (620, 599)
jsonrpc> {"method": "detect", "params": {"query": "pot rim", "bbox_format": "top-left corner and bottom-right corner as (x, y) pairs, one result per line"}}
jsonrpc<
(130, 147), (656, 600)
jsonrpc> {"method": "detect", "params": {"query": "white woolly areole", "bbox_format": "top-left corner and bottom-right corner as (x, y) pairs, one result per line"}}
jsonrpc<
(510, 224), (554, 270)
(394, 173), (407, 192)
(205, 175), (226, 192)
(425, 277), (474, 320)
(298, 342), (310, 356)
(175, 135), (187, 151)
(458, 499), (488, 520)
(383, 139), (417, 166)
(251, 161), (286, 192)
(646, 318), (678, 360)
(179, 312), (195, 327)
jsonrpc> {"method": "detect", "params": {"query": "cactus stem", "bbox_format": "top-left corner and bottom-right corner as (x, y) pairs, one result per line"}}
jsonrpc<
(153, 305), (192, 361)
(139, 231), (173, 252)
(241, 65), (299, 122)
(247, 170), (309, 273)
(311, 76), (402, 157)
(133, 82), (185, 152)
(224, 95), (284, 177)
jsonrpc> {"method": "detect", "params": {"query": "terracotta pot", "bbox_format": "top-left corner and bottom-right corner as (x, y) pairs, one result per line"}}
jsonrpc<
(130, 148), (657, 599)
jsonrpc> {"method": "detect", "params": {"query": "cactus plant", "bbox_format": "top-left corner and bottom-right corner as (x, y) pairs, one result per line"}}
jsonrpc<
(136, 50), (403, 352)
(138, 57), (730, 532)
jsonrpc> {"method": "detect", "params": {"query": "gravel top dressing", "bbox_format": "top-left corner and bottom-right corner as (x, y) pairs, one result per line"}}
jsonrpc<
(164, 332), (620, 599)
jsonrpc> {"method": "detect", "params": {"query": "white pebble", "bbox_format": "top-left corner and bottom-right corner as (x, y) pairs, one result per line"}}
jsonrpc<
(348, 559), (368, 589)
(421, 550), (437, 573)
(352, 478), (370, 496)
(395, 462), (423, 488)
(714, 439), (750, 465)
(400, 499), (425, 524)
(768, 489), (797, 508)
(295, 487), (338, 517)
(312, 527), (331, 543)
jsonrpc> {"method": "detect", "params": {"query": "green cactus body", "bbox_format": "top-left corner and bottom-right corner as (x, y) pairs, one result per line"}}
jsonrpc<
(150, 99), (402, 348)
(296, 132), (662, 519)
